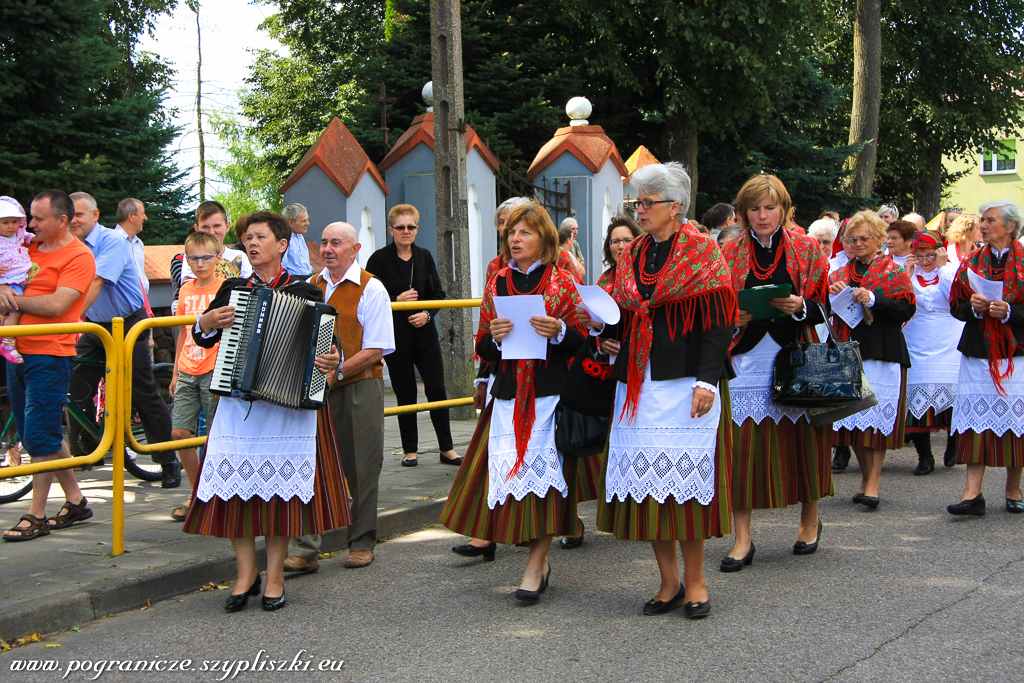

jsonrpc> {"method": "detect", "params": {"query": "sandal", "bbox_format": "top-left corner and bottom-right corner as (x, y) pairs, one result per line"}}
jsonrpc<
(3, 514), (51, 542)
(171, 500), (191, 522)
(48, 497), (93, 529)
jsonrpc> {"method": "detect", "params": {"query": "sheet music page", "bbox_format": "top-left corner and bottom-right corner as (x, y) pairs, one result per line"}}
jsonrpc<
(493, 295), (549, 360)
(967, 268), (1004, 302)
(573, 282), (621, 325)
(830, 287), (865, 329)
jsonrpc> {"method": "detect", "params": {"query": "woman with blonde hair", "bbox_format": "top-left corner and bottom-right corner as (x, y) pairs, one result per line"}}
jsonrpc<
(719, 175), (833, 570)
(829, 211), (916, 509)
(945, 213), (982, 269)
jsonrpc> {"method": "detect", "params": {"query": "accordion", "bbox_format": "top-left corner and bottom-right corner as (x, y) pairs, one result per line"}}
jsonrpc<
(210, 287), (338, 410)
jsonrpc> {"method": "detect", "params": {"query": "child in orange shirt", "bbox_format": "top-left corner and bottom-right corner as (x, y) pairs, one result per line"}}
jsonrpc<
(169, 232), (224, 521)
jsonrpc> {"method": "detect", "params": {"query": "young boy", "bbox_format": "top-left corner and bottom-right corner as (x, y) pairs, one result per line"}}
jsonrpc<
(182, 201), (252, 283)
(169, 231), (224, 521)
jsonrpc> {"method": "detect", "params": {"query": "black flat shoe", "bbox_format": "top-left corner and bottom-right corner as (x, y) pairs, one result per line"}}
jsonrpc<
(947, 494), (985, 516)
(944, 435), (958, 468)
(683, 599), (711, 620)
(642, 584), (686, 615)
(559, 521), (585, 550)
(913, 460), (934, 476)
(831, 446), (851, 472)
(858, 495), (879, 510)
(852, 492), (865, 504)
(225, 575), (261, 612)
(1006, 498), (1024, 513)
(440, 453), (463, 466)
(401, 457), (418, 467)
(719, 542), (755, 573)
(793, 520), (822, 555)
(261, 589), (286, 611)
(452, 542), (496, 561)
(514, 565), (551, 603)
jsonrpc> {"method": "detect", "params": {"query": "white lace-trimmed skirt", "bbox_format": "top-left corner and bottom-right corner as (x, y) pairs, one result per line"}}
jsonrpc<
(832, 360), (903, 436)
(486, 396), (568, 509)
(196, 397), (317, 504)
(951, 356), (1024, 437)
(606, 369), (719, 506)
(730, 334), (806, 425)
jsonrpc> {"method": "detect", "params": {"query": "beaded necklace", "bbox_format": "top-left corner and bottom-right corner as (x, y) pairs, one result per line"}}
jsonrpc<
(505, 263), (550, 296)
(638, 232), (678, 286)
(915, 271), (939, 288)
(749, 230), (784, 281)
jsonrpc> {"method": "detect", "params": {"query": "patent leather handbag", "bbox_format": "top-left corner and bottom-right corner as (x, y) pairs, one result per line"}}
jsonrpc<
(772, 301), (865, 407)
(555, 404), (608, 459)
(558, 337), (616, 418)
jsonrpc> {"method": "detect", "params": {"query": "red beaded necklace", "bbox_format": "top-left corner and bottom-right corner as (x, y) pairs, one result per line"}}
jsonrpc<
(849, 259), (870, 286)
(506, 263), (551, 296)
(749, 231), (784, 281)
(916, 271), (939, 288)
(638, 232), (678, 286)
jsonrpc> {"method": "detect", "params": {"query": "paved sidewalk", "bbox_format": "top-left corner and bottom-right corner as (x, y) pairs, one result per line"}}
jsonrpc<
(0, 386), (478, 641)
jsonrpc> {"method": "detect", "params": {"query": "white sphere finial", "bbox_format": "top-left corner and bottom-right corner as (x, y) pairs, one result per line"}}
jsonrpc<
(422, 81), (434, 113)
(566, 96), (592, 126)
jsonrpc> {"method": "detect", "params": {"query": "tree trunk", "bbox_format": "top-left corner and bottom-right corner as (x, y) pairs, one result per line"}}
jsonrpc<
(662, 111), (699, 219)
(194, 2), (205, 202)
(846, 0), (882, 199)
(913, 146), (943, 219)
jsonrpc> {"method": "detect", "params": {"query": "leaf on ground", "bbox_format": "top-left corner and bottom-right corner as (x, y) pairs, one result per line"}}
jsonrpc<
(45, 643), (61, 648)
(198, 582), (231, 592)
(9, 633), (42, 649)
(140, 599), (152, 610)
(317, 552), (335, 559)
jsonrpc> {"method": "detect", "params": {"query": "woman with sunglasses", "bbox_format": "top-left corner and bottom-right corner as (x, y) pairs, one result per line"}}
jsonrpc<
(366, 204), (461, 468)
(829, 211), (916, 510)
(900, 230), (963, 474)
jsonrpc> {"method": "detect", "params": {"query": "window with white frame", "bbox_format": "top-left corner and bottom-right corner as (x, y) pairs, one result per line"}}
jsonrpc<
(980, 139), (1016, 175)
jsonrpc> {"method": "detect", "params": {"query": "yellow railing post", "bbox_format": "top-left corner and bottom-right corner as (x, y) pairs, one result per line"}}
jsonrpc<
(111, 318), (125, 557)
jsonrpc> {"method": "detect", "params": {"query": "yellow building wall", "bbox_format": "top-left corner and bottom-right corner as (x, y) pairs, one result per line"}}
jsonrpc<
(944, 128), (1024, 214)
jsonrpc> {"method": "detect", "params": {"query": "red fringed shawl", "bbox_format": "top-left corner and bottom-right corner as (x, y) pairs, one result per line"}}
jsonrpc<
(612, 226), (738, 423)
(950, 243), (1024, 395)
(556, 250), (585, 284)
(722, 228), (830, 351)
(827, 256), (916, 341)
(484, 254), (505, 286)
(476, 264), (582, 480)
(597, 266), (616, 293)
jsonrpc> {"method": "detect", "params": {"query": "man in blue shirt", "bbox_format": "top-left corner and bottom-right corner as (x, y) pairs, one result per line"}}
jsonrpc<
(66, 192), (181, 488)
(281, 203), (312, 279)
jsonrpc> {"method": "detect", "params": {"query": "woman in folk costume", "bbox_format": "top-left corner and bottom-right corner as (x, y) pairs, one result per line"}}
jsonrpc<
(901, 230), (963, 474)
(828, 211), (916, 510)
(184, 212), (350, 612)
(581, 162), (737, 619)
(441, 202), (586, 602)
(945, 212), (983, 271)
(719, 175), (832, 572)
(947, 200), (1024, 517)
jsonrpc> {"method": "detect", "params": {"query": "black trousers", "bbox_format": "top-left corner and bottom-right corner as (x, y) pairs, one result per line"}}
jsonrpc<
(387, 341), (454, 453)
(68, 310), (176, 464)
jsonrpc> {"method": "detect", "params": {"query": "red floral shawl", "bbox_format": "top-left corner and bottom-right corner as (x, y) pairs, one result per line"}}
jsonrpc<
(557, 249), (584, 284)
(950, 242), (1024, 394)
(597, 267), (616, 293)
(484, 254), (505, 286)
(827, 256), (915, 341)
(476, 264), (582, 479)
(612, 225), (738, 423)
(722, 228), (830, 350)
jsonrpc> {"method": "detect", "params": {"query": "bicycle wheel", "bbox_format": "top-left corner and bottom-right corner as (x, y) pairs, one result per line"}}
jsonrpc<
(123, 432), (164, 482)
(0, 452), (33, 504)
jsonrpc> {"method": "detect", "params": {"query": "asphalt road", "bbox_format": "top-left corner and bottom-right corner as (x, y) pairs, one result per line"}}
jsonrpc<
(4, 445), (1023, 683)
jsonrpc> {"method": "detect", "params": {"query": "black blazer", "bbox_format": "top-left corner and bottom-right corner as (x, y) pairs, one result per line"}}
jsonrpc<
(952, 301), (1024, 359)
(365, 242), (445, 353)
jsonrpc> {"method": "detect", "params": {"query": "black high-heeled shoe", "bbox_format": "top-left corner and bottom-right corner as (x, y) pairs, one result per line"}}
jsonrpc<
(719, 542), (755, 573)
(452, 542), (496, 561)
(225, 575), (261, 612)
(559, 520), (585, 550)
(793, 519), (822, 555)
(262, 588), (286, 611)
(514, 565), (551, 603)
(683, 599), (711, 620)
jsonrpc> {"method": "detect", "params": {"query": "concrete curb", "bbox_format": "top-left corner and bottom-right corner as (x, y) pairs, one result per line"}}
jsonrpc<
(0, 497), (447, 641)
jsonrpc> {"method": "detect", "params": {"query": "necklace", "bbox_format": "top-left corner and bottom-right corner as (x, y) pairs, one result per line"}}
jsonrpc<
(506, 264), (550, 296)
(916, 272), (939, 288)
(849, 260), (869, 286)
(749, 232), (784, 281)
(638, 233), (677, 286)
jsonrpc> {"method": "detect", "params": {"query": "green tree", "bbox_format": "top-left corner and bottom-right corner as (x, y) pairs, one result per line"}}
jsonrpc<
(208, 109), (285, 218)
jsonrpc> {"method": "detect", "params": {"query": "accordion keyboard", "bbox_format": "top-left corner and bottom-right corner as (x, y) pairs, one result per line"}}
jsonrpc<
(209, 289), (254, 395)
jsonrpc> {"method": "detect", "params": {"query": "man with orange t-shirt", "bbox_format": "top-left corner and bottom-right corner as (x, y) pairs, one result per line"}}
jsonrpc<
(0, 190), (96, 542)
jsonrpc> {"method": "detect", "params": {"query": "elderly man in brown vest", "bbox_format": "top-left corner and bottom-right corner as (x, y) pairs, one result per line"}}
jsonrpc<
(285, 222), (395, 571)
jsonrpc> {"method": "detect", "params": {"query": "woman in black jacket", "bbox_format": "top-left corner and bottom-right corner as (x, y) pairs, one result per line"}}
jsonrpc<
(366, 205), (460, 467)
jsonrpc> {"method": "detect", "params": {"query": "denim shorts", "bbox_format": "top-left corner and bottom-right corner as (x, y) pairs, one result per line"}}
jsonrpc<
(7, 354), (72, 456)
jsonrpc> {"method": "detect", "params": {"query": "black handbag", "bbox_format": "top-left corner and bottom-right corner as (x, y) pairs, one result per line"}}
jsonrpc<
(772, 301), (866, 407)
(555, 404), (608, 459)
(555, 337), (615, 458)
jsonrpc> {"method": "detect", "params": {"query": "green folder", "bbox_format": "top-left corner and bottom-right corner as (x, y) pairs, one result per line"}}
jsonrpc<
(738, 284), (793, 321)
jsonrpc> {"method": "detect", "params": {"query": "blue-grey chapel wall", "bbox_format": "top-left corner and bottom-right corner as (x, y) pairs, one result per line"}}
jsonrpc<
(283, 164), (347, 245)
(537, 154), (594, 283)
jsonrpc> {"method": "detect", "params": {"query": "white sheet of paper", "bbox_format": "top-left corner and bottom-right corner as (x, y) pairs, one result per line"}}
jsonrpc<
(493, 295), (548, 360)
(573, 282), (621, 325)
(968, 268), (1004, 302)
(830, 287), (865, 329)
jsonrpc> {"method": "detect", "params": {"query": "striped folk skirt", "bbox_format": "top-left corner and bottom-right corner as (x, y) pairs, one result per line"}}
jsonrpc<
(835, 368), (908, 451)
(576, 453), (603, 503)
(905, 407), (952, 433)
(438, 401), (581, 545)
(731, 416), (833, 510)
(183, 408), (351, 539)
(596, 382), (733, 542)
(956, 431), (1024, 468)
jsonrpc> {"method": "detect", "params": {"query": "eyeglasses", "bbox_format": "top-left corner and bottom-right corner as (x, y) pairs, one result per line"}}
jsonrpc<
(843, 236), (874, 244)
(392, 225), (418, 232)
(916, 254), (938, 262)
(185, 255), (218, 264)
(636, 199), (675, 210)
(609, 238), (632, 247)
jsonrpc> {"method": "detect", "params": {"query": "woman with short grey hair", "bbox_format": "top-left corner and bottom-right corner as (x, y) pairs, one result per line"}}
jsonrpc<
(979, 199), (1023, 240)
(630, 161), (691, 219)
(807, 218), (840, 257)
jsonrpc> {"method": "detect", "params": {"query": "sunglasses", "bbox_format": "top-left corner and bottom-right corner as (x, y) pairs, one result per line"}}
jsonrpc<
(392, 225), (418, 232)
(843, 235), (874, 244)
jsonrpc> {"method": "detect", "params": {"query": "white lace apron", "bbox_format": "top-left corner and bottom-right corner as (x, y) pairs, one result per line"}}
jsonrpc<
(606, 369), (719, 506)
(487, 395), (567, 509)
(832, 360), (902, 436)
(904, 270), (963, 418)
(951, 357), (1024, 437)
(196, 397), (317, 504)
(730, 334), (806, 425)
